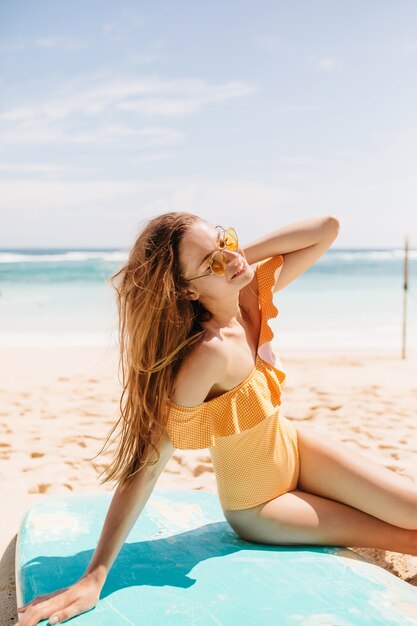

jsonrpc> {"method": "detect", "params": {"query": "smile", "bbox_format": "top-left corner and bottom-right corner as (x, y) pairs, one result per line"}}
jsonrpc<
(232, 261), (246, 278)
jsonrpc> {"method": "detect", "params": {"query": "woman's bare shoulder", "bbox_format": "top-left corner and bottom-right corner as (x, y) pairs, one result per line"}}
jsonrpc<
(171, 338), (225, 407)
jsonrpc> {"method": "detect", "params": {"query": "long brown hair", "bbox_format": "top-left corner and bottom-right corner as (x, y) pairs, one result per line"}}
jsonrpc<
(95, 211), (211, 488)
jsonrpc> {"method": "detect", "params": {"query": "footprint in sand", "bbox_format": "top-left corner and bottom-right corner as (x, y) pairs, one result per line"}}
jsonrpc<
(343, 438), (369, 449)
(29, 483), (73, 494)
(196, 455), (211, 463)
(286, 412), (314, 421)
(192, 464), (213, 477)
(63, 436), (97, 446)
(311, 403), (343, 411)
(385, 464), (408, 476)
(91, 462), (107, 473)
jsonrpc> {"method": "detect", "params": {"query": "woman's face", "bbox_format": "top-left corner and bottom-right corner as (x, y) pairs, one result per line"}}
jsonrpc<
(179, 220), (253, 300)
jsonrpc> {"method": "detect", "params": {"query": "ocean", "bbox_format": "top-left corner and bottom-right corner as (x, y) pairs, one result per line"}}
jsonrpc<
(1, 248), (416, 352)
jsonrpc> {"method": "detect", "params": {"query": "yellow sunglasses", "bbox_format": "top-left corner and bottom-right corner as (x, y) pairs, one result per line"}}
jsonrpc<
(186, 226), (239, 281)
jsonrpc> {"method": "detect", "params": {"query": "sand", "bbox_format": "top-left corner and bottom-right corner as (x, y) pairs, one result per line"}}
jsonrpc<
(1, 345), (417, 624)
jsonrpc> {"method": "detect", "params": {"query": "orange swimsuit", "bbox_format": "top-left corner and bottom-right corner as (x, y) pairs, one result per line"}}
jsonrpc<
(164, 255), (300, 511)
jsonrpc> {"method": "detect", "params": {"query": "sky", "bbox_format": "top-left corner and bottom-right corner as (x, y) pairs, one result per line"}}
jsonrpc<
(1, 0), (416, 249)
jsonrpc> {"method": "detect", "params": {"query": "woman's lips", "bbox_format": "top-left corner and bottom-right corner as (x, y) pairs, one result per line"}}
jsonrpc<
(232, 260), (247, 278)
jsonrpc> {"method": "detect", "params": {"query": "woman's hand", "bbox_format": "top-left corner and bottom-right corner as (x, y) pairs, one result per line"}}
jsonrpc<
(15, 572), (103, 625)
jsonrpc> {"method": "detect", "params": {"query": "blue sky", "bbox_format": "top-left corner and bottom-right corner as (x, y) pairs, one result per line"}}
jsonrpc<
(1, 0), (416, 249)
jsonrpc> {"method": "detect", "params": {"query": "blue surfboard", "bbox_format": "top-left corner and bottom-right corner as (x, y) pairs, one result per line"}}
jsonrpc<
(16, 489), (417, 625)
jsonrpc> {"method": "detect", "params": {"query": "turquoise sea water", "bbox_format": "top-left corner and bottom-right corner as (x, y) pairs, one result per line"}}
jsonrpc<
(1, 248), (416, 351)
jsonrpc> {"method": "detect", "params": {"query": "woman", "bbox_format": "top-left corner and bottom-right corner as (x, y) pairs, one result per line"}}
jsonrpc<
(17, 211), (417, 626)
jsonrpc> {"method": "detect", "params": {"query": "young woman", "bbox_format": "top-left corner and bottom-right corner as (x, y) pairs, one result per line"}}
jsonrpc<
(17, 211), (417, 626)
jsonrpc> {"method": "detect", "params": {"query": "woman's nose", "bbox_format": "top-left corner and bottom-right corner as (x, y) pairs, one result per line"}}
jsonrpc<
(219, 248), (239, 262)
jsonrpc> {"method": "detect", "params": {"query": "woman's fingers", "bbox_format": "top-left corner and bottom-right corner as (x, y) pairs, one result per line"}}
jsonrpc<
(17, 594), (52, 611)
(16, 599), (82, 626)
(46, 601), (82, 624)
(17, 588), (69, 612)
(16, 601), (63, 626)
(15, 577), (101, 625)
(15, 592), (74, 626)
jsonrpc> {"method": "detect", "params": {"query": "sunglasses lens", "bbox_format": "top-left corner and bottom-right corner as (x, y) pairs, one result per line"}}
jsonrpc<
(210, 251), (228, 275)
(202, 227), (238, 278)
(224, 228), (238, 250)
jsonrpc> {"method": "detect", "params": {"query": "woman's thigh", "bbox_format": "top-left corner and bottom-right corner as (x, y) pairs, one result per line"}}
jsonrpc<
(224, 488), (416, 555)
(295, 423), (417, 530)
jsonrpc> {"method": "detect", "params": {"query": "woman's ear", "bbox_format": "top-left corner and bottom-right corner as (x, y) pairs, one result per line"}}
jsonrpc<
(183, 289), (199, 301)
(179, 283), (199, 301)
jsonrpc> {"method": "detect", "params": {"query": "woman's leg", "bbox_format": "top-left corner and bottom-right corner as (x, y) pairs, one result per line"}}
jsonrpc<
(224, 425), (417, 554)
(226, 488), (417, 555)
(294, 424), (417, 529)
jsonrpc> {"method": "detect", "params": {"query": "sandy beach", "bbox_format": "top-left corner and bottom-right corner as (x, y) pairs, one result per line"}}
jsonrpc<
(1, 345), (417, 624)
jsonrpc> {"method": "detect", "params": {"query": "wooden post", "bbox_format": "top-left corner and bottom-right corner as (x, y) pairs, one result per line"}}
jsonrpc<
(401, 235), (408, 360)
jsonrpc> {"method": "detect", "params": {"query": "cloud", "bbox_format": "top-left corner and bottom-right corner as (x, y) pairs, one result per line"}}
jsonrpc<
(35, 36), (89, 50)
(120, 7), (145, 27)
(103, 20), (123, 38)
(0, 176), (300, 216)
(318, 57), (340, 71)
(253, 35), (291, 55)
(0, 163), (97, 178)
(102, 8), (144, 42)
(118, 79), (256, 117)
(129, 53), (159, 65)
(0, 75), (256, 147)
(150, 39), (166, 50)
(1, 175), (415, 248)
(100, 124), (184, 146)
(335, 149), (367, 160)
(275, 105), (321, 113)
(0, 119), (184, 147)
(133, 151), (176, 164)
(403, 42), (417, 53)
(1, 76), (256, 122)
(0, 175), (303, 246)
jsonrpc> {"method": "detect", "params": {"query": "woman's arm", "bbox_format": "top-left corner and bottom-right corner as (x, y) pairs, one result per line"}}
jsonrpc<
(242, 215), (340, 265)
(242, 215), (340, 293)
(84, 429), (175, 584)
(17, 430), (175, 626)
